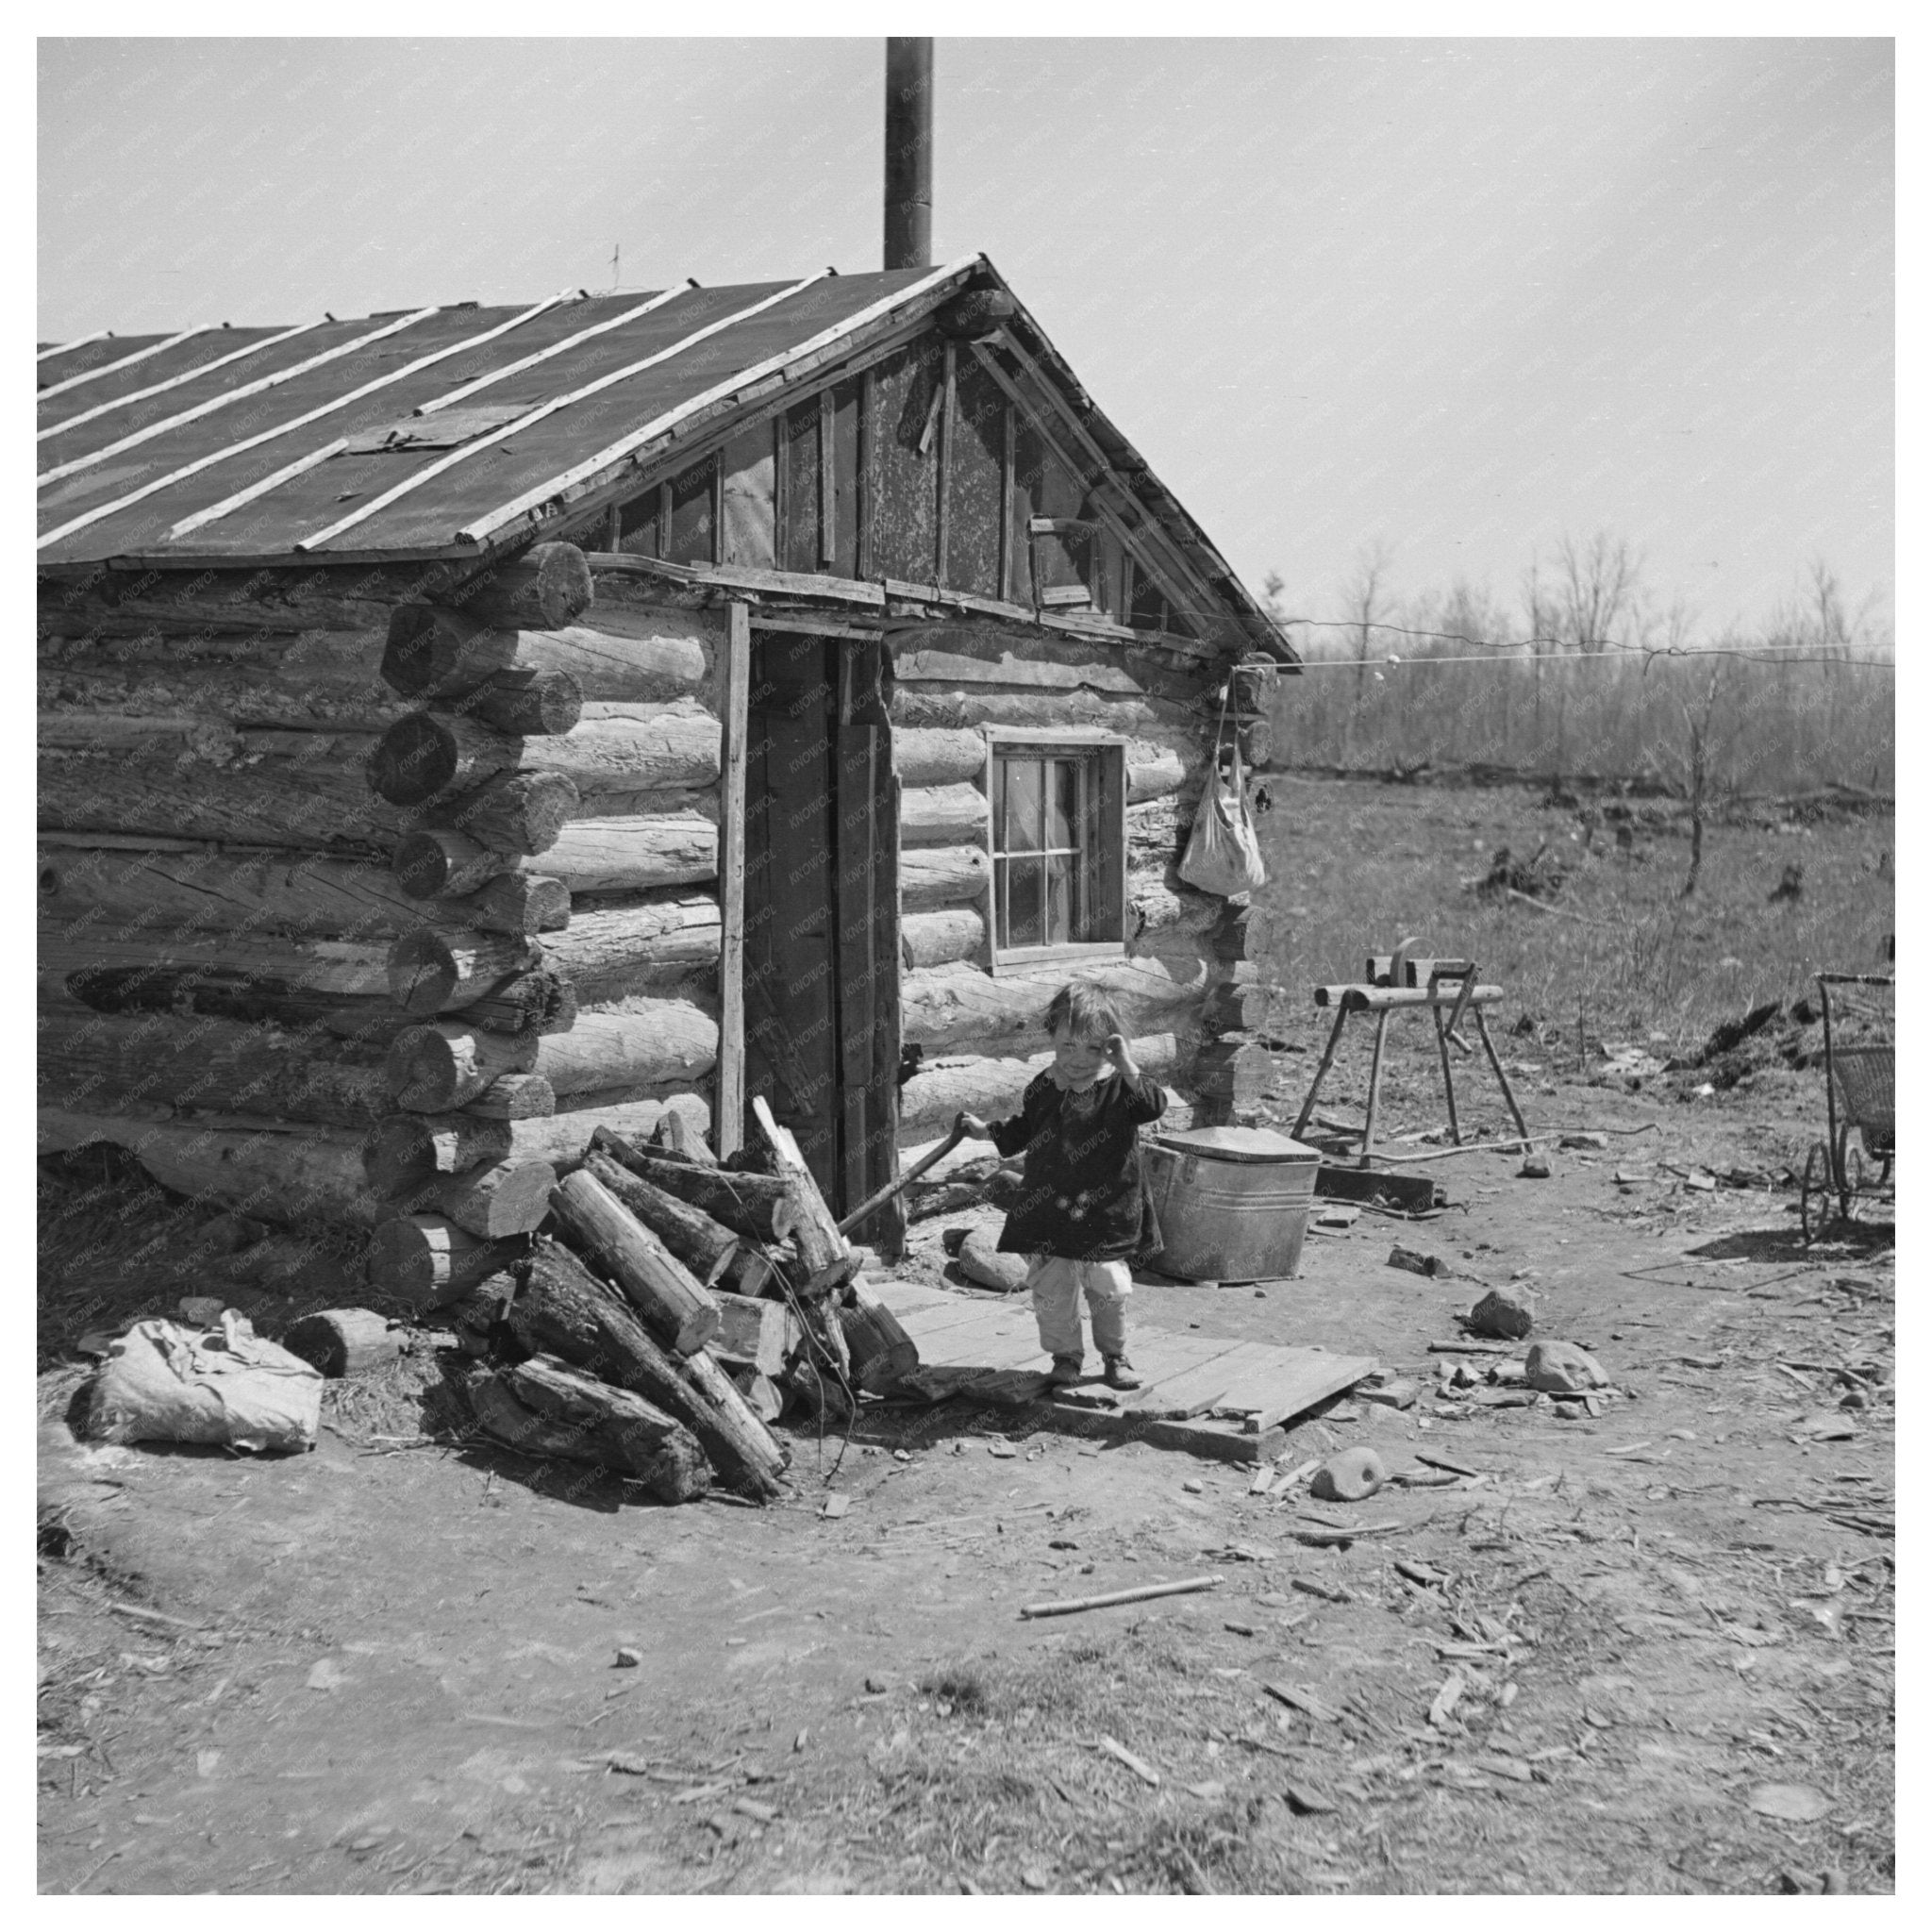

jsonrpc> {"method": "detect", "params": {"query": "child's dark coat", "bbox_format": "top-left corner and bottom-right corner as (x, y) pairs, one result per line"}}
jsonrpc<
(985, 1066), (1167, 1261)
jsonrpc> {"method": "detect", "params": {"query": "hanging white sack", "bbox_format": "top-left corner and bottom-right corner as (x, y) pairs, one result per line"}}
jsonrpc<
(84, 1312), (323, 1454)
(1177, 691), (1267, 897)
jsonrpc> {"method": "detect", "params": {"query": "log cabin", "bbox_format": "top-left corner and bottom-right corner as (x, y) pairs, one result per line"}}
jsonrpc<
(38, 255), (1295, 1288)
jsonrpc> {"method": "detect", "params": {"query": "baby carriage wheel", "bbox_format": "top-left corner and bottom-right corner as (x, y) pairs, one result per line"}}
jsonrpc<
(1800, 1141), (1831, 1244)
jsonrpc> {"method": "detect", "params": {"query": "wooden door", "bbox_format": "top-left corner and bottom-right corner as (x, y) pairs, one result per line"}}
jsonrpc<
(743, 631), (902, 1250)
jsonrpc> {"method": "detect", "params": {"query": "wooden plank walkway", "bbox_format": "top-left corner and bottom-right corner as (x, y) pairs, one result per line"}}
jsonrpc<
(874, 1280), (1377, 1464)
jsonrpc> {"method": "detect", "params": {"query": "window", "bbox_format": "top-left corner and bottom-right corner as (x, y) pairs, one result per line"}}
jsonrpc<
(987, 736), (1126, 970)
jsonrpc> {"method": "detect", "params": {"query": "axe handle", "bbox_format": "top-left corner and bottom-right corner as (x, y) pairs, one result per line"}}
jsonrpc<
(836, 1115), (972, 1236)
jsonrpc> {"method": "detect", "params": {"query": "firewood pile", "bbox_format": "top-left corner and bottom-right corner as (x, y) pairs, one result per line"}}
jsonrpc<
(437, 1097), (920, 1507)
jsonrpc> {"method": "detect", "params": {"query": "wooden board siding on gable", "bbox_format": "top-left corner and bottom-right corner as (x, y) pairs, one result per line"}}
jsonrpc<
(947, 354), (1005, 601)
(869, 339), (942, 584)
(575, 325), (1173, 628)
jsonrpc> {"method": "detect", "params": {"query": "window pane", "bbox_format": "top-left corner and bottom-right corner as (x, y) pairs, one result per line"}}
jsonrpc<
(1045, 854), (1075, 945)
(1007, 858), (1044, 946)
(1044, 759), (1076, 850)
(1003, 761), (1042, 852)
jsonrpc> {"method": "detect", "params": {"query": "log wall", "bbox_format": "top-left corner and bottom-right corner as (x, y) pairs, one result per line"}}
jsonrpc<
(38, 538), (1280, 1264)
(38, 544), (727, 1271)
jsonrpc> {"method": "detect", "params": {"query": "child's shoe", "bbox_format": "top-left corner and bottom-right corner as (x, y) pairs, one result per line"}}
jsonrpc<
(1047, 1353), (1085, 1387)
(1103, 1355), (1141, 1391)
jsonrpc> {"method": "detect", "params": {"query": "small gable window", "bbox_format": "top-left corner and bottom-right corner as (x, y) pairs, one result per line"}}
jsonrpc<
(987, 733), (1126, 972)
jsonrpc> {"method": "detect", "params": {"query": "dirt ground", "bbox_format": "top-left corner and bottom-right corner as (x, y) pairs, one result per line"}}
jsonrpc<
(37, 1011), (1896, 1895)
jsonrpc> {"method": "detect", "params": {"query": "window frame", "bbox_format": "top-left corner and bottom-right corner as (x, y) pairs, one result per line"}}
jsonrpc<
(981, 727), (1129, 976)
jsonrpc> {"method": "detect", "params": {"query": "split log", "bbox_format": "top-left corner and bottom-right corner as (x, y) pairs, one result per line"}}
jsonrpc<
(901, 957), (1207, 1058)
(900, 783), (987, 848)
(387, 926), (543, 1018)
(548, 1168), (721, 1356)
(580, 1150), (740, 1283)
(368, 709), (721, 808)
(588, 1131), (794, 1242)
(39, 1008), (388, 1129)
(543, 899), (722, 1000)
(365, 1216), (530, 1307)
(38, 1108), (375, 1224)
(469, 1356), (711, 1505)
(839, 1278), (921, 1393)
(651, 1108), (717, 1164)
(420, 770), (580, 857)
(282, 1308), (402, 1377)
(677, 1346), (790, 1489)
(508, 1237), (784, 1499)
(362, 1113), (513, 1198)
(897, 1035), (1178, 1138)
(728, 1370), (785, 1424)
(892, 726), (986, 788)
(382, 603), (715, 704)
(751, 1096), (859, 1298)
(900, 908), (985, 971)
(431, 1158), (558, 1238)
(461, 1072), (557, 1119)
(449, 541), (594, 630)
(42, 735), (395, 849)
(707, 1291), (802, 1378)
(902, 844), (991, 914)
(393, 816), (715, 899)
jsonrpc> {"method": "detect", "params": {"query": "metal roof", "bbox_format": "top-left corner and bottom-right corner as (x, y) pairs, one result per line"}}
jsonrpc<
(36, 255), (1291, 658)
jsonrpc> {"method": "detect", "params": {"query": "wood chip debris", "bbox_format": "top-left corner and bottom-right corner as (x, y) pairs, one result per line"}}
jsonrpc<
(1427, 1672), (1466, 1729)
(1097, 1735), (1161, 1785)
(1263, 1682), (1343, 1724)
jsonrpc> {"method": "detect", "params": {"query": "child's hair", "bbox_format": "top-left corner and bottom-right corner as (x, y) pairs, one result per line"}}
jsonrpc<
(1044, 982), (1124, 1043)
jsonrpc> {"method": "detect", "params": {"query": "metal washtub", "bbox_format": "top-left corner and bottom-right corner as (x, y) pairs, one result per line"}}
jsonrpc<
(1141, 1124), (1323, 1282)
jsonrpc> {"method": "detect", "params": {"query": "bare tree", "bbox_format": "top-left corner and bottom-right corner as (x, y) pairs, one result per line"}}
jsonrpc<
(1340, 541), (1393, 761)
(1554, 530), (1643, 651)
(1677, 665), (1724, 897)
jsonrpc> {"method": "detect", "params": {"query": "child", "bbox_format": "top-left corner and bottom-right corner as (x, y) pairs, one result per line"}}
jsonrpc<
(960, 984), (1166, 1390)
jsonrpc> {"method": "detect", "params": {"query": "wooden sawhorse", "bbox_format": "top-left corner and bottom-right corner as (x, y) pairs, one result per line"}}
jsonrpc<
(1291, 961), (1530, 1166)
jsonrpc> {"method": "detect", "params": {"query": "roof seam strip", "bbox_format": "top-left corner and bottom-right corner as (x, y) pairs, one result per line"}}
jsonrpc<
(294, 272), (835, 555)
(455, 255), (980, 547)
(422, 283), (693, 414)
(38, 320), (331, 443)
(38, 308), (444, 489)
(37, 295), (567, 553)
(38, 329), (111, 362)
(37, 326), (213, 404)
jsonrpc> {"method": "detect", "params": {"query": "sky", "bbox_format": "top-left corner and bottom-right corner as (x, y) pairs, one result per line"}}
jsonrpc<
(36, 36), (1894, 638)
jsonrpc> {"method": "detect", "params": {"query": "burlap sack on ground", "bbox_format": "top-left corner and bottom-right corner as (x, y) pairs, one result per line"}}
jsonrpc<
(85, 1312), (323, 1454)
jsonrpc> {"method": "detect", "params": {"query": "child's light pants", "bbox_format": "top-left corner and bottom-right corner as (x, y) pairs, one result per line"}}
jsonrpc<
(1026, 1255), (1133, 1359)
